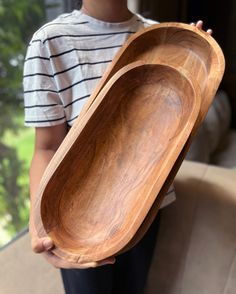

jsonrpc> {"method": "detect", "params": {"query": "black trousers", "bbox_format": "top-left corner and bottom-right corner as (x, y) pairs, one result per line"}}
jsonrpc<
(61, 212), (161, 294)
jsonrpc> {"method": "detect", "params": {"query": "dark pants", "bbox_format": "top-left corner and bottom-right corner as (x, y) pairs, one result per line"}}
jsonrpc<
(61, 212), (161, 294)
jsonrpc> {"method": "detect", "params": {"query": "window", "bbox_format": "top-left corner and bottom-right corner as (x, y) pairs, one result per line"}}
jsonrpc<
(0, 0), (71, 248)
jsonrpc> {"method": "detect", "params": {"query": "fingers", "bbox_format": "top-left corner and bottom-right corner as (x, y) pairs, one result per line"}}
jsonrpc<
(42, 251), (72, 269)
(95, 257), (116, 267)
(196, 20), (203, 29)
(42, 250), (116, 269)
(190, 20), (213, 35)
(31, 237), (54, 253)
(206, 28), (213, 35)
(190, 20), (203, 29)
(30, 225), (115, 268)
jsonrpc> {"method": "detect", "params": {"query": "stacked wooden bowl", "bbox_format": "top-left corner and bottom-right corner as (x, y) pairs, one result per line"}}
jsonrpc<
(34, 23), (225, 265)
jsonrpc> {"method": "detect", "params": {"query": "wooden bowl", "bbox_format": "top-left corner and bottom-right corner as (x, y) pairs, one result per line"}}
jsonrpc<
(35, 62), (201, 263)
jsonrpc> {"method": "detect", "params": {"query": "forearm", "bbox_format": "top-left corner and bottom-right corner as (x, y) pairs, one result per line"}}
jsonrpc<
(29, 149), (55, 229)
(28, 124), (67, 232)
(30, 149), (55, 197)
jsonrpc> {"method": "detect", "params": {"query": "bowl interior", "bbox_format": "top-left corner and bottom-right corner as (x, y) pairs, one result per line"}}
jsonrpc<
(115, 26), (220, 93)
(41, 63), (199, 261)
(81, 24), (224, 122)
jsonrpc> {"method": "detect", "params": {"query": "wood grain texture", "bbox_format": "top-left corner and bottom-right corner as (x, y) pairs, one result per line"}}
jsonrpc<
(35, 62), (200, 263)
(120, 24), (225, 252)
(78, 22), (225, 123)
(34, 23), (225, 264)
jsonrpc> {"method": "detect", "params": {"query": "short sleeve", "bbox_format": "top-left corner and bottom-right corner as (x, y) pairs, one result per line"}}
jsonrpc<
(23, 34), (66, 127)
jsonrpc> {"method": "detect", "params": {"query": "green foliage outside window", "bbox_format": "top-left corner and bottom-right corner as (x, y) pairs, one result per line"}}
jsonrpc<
(0, 0), (46, 245)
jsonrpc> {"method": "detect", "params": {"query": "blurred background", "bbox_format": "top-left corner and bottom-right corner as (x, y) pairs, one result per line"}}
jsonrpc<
(0, 0), (235, 248)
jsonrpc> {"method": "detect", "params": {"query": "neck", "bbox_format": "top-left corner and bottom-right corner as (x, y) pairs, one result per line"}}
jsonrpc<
(81, 0), (133, 23)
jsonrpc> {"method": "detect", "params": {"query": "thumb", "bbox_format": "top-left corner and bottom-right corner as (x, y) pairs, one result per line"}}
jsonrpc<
(31, 237), (54, 253)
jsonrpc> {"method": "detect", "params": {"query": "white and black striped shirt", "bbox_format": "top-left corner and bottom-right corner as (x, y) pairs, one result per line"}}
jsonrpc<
(23, 10), (156, 126)
(23, 10), (176, 207)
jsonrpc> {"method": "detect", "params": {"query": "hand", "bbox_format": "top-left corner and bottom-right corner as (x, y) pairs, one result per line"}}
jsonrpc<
(29, 218), (116, 269)
(190, 20), (213, 35)
(42, 250), (116, 269)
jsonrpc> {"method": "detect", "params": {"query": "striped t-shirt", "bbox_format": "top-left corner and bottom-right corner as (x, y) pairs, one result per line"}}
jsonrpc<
(23, 9), (176, 208)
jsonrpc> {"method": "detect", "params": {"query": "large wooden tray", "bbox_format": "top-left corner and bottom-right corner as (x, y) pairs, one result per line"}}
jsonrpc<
(35, 62), (200, 263)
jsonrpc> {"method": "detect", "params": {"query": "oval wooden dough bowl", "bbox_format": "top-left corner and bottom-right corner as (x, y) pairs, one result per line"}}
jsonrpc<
(34, 22), (225, 264)
(35, 62), (200, 263)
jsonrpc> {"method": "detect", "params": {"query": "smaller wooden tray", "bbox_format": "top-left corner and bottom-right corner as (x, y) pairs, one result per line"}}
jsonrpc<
(35, 62), (200, 263)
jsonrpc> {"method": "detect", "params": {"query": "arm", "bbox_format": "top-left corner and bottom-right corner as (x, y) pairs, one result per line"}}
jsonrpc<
(29, 123), (67, 253)
(29, 123), (115, 268)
